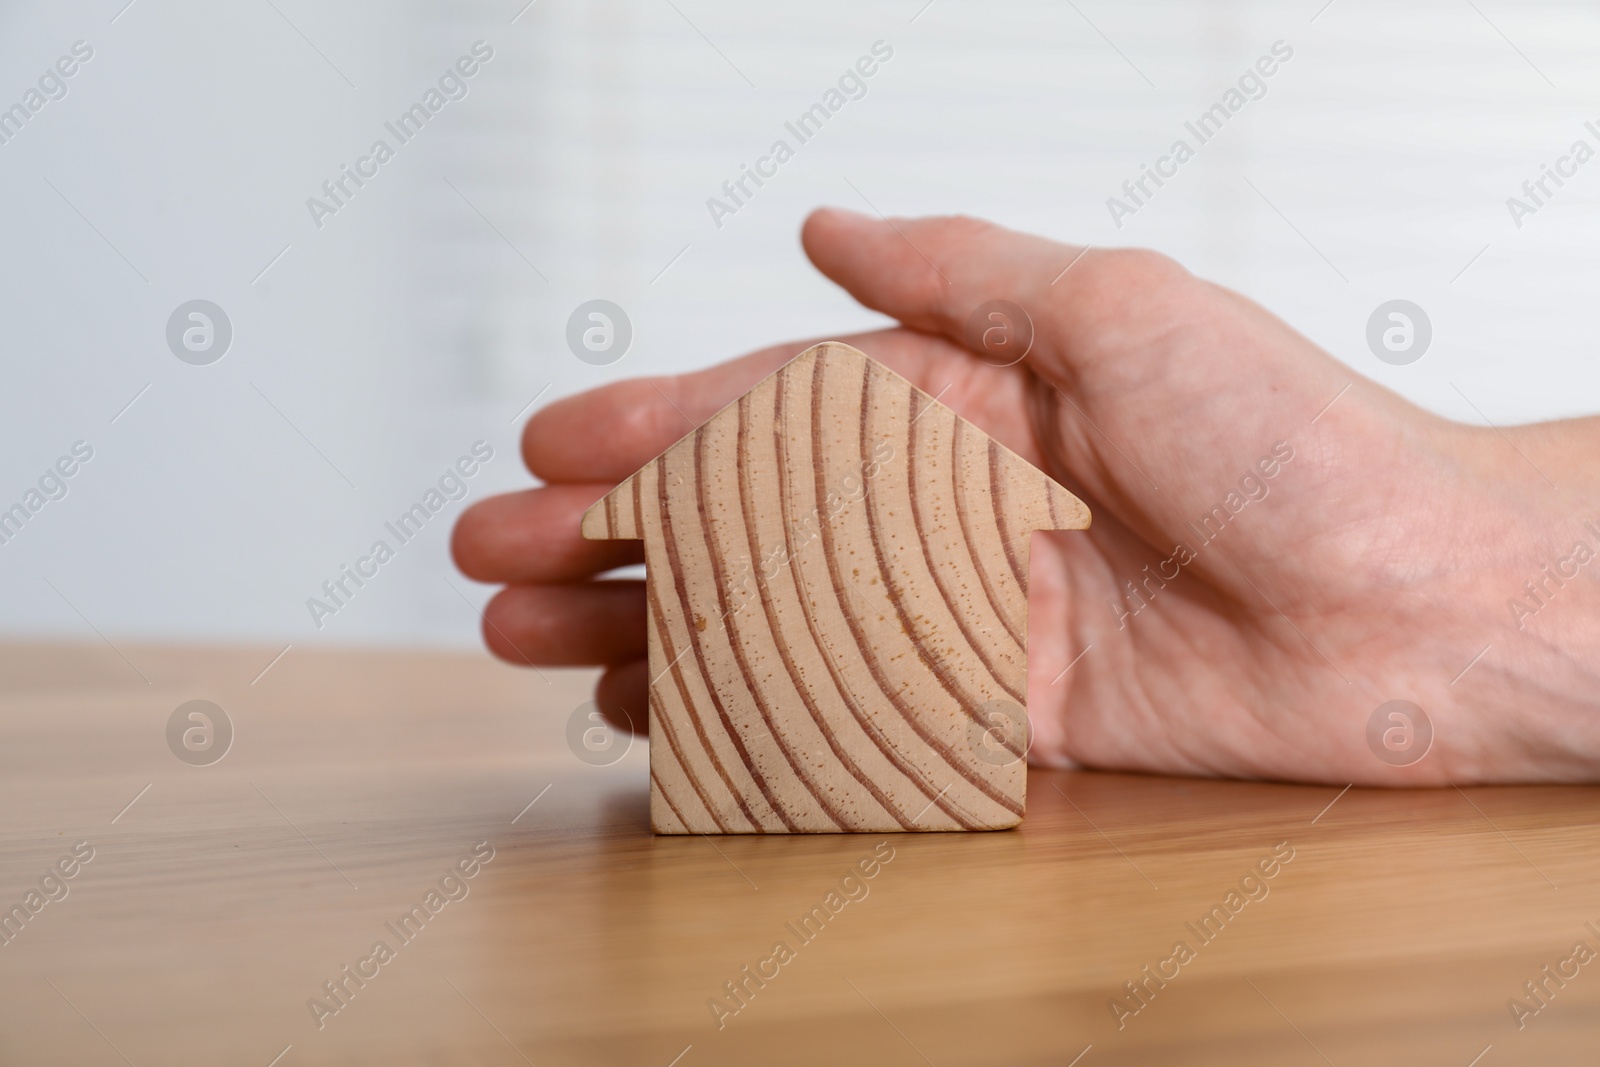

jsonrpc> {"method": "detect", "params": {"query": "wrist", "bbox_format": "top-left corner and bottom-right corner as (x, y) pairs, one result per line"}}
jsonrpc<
(1455, 423), (1600, 778)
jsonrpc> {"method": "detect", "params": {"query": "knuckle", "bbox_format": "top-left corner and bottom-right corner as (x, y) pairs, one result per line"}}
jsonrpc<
(911, 214), (1003, 328)
(936, 213), (999, 247)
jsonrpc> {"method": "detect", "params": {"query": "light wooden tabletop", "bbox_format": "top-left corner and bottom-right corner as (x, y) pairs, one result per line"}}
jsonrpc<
(1, 642), (1596, 1066)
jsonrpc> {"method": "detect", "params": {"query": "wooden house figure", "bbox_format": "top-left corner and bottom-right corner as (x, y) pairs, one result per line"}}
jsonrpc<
(582, 342), (1090, 833)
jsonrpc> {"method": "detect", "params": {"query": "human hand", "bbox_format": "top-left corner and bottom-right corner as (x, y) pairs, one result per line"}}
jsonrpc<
(453, 208), (1600, 785)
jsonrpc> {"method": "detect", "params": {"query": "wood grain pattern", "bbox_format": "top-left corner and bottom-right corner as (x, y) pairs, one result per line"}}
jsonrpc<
(582, 342), (1089, 834)
(3, 643), (1599, 1067)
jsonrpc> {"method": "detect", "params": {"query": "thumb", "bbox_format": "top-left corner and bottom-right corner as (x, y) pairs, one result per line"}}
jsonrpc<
(800, 207), (1168, 386)
(799, 207), (1376, 569)
(800, 207), (1350, 405)
(802, 207), (1070, 342)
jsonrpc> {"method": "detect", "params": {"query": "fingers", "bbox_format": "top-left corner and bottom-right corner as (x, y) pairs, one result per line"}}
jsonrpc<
(526, 325), (1052, 486)
(596, 659), (649, 735)
(481, 581), (646, 666)
(453, 484), (642, 584)
(524, 341), (812, 484)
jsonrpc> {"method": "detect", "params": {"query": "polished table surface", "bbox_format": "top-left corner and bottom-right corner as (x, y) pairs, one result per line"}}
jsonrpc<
(1, 642), (1597, 1066)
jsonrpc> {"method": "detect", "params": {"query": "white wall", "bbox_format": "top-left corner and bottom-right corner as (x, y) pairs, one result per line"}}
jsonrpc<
(1, 0), (1597, 651)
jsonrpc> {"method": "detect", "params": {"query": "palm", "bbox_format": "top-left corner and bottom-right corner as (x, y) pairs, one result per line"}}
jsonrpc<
(844, 320), (1374, 783)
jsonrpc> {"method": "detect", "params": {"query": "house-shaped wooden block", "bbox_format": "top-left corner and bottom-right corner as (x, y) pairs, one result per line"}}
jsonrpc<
(582, 342), (1090, 833)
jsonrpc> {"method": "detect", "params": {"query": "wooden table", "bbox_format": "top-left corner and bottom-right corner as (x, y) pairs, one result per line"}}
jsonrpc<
(1, 642), (1596, 1066)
